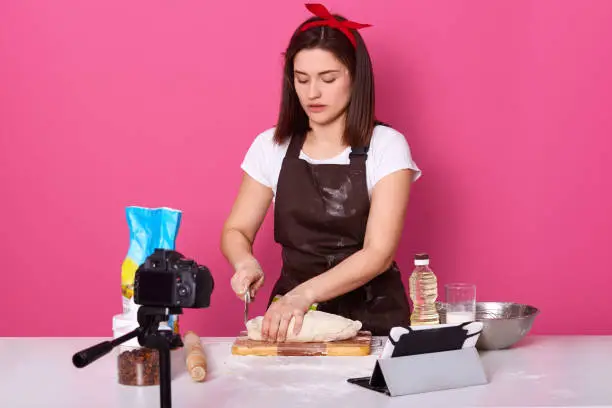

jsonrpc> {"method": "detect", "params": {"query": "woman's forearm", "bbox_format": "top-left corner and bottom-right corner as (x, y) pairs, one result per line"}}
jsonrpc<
(293, 247), (393, 304)
(220, 227), (257, 268)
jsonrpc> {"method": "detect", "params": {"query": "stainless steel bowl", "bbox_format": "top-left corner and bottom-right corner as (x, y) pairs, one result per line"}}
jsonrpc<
(436, 301), (540, 350)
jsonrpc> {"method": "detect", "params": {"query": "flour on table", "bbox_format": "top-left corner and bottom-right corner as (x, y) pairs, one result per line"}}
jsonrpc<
(246, 310), (362, 342)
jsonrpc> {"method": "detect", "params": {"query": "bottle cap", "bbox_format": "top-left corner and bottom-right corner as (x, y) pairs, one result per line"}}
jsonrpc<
(414, 253), (429, 266)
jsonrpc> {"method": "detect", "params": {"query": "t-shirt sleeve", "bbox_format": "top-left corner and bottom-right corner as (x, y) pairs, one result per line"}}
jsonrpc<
(240, 129), (274, 188)
(372, 127), (422, 187)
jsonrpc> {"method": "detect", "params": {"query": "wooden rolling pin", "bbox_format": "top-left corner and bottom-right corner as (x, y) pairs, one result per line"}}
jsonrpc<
(183, 331), (207, 382)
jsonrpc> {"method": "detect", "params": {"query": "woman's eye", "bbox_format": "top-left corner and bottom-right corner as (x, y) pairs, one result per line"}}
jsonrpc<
(322, 77), (336, 84)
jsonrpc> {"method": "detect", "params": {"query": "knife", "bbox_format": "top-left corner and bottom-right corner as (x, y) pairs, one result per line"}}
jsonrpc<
(244, 289), (251, 326)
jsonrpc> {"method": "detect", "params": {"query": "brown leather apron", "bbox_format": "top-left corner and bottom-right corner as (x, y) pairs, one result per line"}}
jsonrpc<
(267, 132), (411, 336)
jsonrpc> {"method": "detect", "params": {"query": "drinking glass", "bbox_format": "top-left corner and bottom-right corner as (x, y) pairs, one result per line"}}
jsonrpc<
(445, 283), (476, 324)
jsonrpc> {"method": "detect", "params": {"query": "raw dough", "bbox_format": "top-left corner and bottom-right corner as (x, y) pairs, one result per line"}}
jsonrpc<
(246, 310), (362, 342)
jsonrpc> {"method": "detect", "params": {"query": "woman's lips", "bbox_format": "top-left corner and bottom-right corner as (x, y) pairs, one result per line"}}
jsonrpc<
(308, 104), (327, 113)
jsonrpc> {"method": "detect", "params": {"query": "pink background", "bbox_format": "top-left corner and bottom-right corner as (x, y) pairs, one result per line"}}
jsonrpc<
(1, 0), (611, 337)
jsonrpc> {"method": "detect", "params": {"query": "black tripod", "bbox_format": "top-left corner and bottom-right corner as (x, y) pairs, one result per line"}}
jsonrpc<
(72, 306), (184, 408)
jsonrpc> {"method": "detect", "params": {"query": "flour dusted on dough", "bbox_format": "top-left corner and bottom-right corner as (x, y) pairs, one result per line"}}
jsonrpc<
(246, 310), (362, 342)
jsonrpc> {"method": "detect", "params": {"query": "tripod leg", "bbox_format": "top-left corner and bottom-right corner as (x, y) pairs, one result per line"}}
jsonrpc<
(159, 347), (172, 408)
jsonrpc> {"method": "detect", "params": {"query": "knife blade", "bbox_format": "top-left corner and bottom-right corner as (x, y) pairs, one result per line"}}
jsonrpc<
(244, 289), (251, 326)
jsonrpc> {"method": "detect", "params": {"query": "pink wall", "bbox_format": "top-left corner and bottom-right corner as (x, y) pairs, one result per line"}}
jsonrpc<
(1, 0), (611, 337)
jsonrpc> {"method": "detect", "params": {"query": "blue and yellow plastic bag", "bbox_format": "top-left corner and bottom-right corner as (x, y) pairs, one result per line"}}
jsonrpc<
(121, 206), (182, 331)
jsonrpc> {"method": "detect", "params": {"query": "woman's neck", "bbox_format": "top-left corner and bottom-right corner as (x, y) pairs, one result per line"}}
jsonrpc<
(307, 116), (346, 147)
(302, 116), (347, 160)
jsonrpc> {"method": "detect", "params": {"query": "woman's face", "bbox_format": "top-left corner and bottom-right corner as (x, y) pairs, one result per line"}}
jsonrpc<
(293, 48), (352, 126)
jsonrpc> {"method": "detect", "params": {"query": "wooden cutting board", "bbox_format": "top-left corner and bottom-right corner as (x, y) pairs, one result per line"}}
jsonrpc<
(231, 331), (372, 356)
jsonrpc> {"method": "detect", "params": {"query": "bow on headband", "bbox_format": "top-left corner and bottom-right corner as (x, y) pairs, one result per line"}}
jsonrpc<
(299, 3), (372, 47)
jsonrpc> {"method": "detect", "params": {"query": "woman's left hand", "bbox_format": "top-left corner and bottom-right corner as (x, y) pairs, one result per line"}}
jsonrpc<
(261, 289), (314, 343)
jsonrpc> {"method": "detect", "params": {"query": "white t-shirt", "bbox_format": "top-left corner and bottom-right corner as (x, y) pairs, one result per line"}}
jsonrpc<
(240, 125), (422, 200)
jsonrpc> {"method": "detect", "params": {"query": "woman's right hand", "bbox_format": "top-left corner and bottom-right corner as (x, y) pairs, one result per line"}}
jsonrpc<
(230, 257), (265, 301)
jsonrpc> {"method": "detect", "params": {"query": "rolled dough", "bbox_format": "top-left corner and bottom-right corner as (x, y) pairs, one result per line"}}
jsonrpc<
(246, 310), (362, 342)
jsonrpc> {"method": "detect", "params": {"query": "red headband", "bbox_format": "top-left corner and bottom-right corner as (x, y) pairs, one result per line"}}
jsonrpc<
(299, 3), (372, 47)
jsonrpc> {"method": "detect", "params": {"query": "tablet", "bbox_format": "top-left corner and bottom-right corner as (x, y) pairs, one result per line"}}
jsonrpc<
(379, 321), (483, 359)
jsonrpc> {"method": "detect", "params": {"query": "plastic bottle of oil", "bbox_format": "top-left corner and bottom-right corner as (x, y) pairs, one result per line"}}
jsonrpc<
(409, 253), (440, 325)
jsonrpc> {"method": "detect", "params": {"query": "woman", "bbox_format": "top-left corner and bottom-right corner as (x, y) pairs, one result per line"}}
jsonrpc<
(220, 4), (422, 342)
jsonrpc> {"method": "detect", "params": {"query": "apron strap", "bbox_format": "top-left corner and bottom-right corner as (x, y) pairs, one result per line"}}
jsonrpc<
(349, 145), (369, 173)
(286, 133), (305, 158)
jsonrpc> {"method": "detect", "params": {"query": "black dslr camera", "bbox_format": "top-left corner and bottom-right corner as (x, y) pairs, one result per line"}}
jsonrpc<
(134, 248), (214, 308)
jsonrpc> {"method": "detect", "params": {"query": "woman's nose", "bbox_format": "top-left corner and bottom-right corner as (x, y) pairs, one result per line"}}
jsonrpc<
(308, 82), (321, 99)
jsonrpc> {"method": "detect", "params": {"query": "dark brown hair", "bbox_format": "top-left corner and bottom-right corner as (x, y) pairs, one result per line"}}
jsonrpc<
(273, 14), (381, 148)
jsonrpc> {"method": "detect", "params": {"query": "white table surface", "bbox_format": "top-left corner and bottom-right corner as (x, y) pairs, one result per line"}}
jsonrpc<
(1, 335), (611, 408)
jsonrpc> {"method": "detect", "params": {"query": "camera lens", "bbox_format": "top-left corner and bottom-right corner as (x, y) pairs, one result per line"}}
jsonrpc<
(178, 284), (191, 298)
